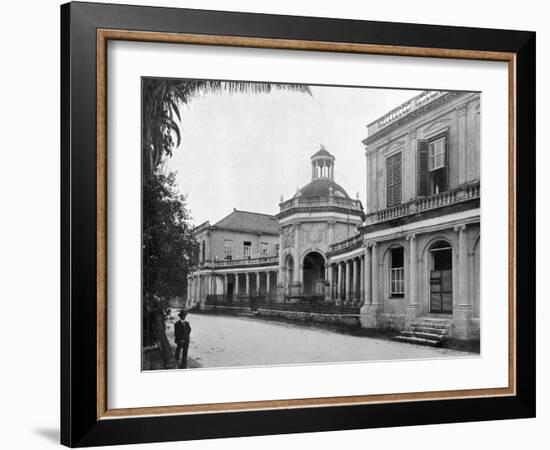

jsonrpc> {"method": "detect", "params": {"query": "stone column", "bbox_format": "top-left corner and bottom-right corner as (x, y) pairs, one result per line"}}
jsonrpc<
(359, 256), (365, 303)
(245, 272), (250, 296)
(371, 243), (379, 305)
(278, 227), (284, 287)
(235, 273), (240, 296)
(223, 274), (228, 296)
(406, 234), (420, 326)
(294, 223), (302, 286)
(457, 225), (469, 306)
(266, 271), (271, 294)
(352, 258), (359, 303)
(256, 272), (261, 295)
(454, 224), (471, 339)
(345, 260), (352, 304)
(198, 275), (203, 309)
(327, 263), (333, 300)
(364, 245), (371, 306)
(360, 243), (380, 328)
(337, 262), (343, 304)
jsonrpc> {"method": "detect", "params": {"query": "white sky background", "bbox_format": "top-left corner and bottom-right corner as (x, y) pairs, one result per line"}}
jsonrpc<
(165, 84), (423, 226)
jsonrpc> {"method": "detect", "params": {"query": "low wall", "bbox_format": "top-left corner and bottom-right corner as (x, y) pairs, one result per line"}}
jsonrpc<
(204, 305), (251, 314)
(257, 308), (360, 326)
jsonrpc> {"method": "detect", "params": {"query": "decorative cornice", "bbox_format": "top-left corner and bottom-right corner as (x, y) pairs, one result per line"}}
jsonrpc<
(364, 91), (459, 146)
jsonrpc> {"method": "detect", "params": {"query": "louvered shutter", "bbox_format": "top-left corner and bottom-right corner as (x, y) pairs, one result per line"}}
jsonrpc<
(442, 132), (449, 191)
(386, 153), (402, 207)
(417, 139), (429, 196)
(386, 155), (394, 207)
(393, 152), (402, 205)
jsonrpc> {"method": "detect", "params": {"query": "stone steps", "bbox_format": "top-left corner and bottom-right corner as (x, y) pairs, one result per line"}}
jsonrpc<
(394, 335), (440, 346)
(393, 316), (452, 347)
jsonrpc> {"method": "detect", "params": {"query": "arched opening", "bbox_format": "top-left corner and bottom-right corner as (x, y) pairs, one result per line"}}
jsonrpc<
(303, 252), (325, 297)
(285, 255), (294, 292)
(428, 240), (453, 314)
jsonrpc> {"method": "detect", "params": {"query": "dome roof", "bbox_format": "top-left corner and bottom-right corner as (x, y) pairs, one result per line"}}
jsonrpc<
(296, 178), (350, 199)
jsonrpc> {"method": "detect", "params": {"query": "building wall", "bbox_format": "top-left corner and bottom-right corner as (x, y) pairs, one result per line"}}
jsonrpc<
(196, 228), (279, 262)
(366, 92), (481, 214)
(370, 224), (480, 320)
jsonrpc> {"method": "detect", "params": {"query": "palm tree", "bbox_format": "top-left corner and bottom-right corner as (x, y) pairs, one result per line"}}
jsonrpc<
(142, 78), (311, 174)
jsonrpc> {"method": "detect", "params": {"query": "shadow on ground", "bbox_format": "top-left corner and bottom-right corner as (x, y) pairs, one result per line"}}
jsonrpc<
(34, 428), (59, 444)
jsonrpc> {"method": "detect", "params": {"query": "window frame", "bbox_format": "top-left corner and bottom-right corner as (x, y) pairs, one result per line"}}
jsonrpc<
(389, 247), (405, 297)
(428, 136), (446, 171)
(223, 239), (233, 260)
(243, 241), (252, 259)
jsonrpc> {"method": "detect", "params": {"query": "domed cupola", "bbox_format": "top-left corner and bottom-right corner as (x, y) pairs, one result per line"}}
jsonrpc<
(278, 145), (364, 220)
(295, 146), (350, 199)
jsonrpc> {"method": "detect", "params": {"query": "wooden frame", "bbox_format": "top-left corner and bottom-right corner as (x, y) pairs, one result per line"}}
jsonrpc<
(61, 1), (535, 447)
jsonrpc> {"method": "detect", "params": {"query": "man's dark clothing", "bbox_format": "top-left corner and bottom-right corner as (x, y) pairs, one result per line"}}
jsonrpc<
(174, 320), (191, 369)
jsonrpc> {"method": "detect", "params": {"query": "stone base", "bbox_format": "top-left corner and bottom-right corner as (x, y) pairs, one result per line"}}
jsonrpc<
(405, 304), (421, 327)
(359, 305), (381, 328)
(452, 306), (472, 339)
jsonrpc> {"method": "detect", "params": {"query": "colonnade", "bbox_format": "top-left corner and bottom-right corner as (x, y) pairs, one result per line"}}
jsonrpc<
(188, 269), (278, 304)
(327, 252), (366, 305)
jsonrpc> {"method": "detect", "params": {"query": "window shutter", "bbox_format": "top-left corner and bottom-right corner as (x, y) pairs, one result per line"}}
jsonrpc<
(417, 139), (429, 196)
(442, 132), (449, 191)
(393, 152), (402, 205)
(386, 153), (402, 207)
(386, 155), (394, 207)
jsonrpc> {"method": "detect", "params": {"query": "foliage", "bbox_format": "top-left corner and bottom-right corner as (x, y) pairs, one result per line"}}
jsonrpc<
(142, 171), (196, 299)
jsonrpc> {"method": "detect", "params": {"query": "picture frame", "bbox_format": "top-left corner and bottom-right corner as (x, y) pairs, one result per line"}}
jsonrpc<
(60, 1), (535, 447)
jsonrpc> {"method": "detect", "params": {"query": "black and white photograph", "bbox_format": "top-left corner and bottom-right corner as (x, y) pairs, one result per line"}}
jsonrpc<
(141, 79), (481, 371)
(0, 0), (542, 447)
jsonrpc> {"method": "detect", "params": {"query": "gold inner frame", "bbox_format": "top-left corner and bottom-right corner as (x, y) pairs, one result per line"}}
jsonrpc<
(96, 29), (517, 420)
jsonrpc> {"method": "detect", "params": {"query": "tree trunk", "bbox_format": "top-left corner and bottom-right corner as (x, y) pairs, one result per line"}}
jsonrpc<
(151, 310), (177, 369)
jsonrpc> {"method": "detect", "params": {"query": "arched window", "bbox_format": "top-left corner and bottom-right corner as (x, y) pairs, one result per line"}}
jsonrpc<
(390, 247), (404, 297)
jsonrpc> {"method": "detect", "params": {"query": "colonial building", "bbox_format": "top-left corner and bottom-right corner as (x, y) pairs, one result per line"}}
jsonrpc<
(277, 147), (364, 299)
(188, 209), (280, 304)
(187, 90), (480, 341)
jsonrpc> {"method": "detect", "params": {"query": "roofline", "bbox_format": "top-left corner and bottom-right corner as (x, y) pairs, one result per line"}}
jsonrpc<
(192, 220), (211, 233)
(212, 226), (279, 236)
(365, 90), (428, 129)
(212, 208), (278, 227)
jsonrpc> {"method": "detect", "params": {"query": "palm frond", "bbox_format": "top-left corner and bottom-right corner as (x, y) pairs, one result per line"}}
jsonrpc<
(143, 78), (311, 174)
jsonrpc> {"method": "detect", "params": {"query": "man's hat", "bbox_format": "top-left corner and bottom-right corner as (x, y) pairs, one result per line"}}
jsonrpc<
(178, 310), (188, 318)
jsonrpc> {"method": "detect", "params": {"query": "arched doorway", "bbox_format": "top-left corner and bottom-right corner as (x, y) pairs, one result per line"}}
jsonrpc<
(303, 252), (325, 296)
(428, 240), (453, 314)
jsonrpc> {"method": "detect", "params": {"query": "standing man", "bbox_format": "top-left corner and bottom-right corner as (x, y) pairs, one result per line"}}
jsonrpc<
(174, 310), (192, 369)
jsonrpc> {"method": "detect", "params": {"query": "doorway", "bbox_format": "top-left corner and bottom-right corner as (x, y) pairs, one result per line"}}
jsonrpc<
(429, 241), (453, 314)
(303, 252), (325, 296)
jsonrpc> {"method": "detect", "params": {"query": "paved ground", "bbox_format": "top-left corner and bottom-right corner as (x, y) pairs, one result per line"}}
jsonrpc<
(165, 311), (472, 369)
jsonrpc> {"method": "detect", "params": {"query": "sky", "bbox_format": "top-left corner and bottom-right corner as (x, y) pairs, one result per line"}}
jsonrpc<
(164, 83), (423, 227)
